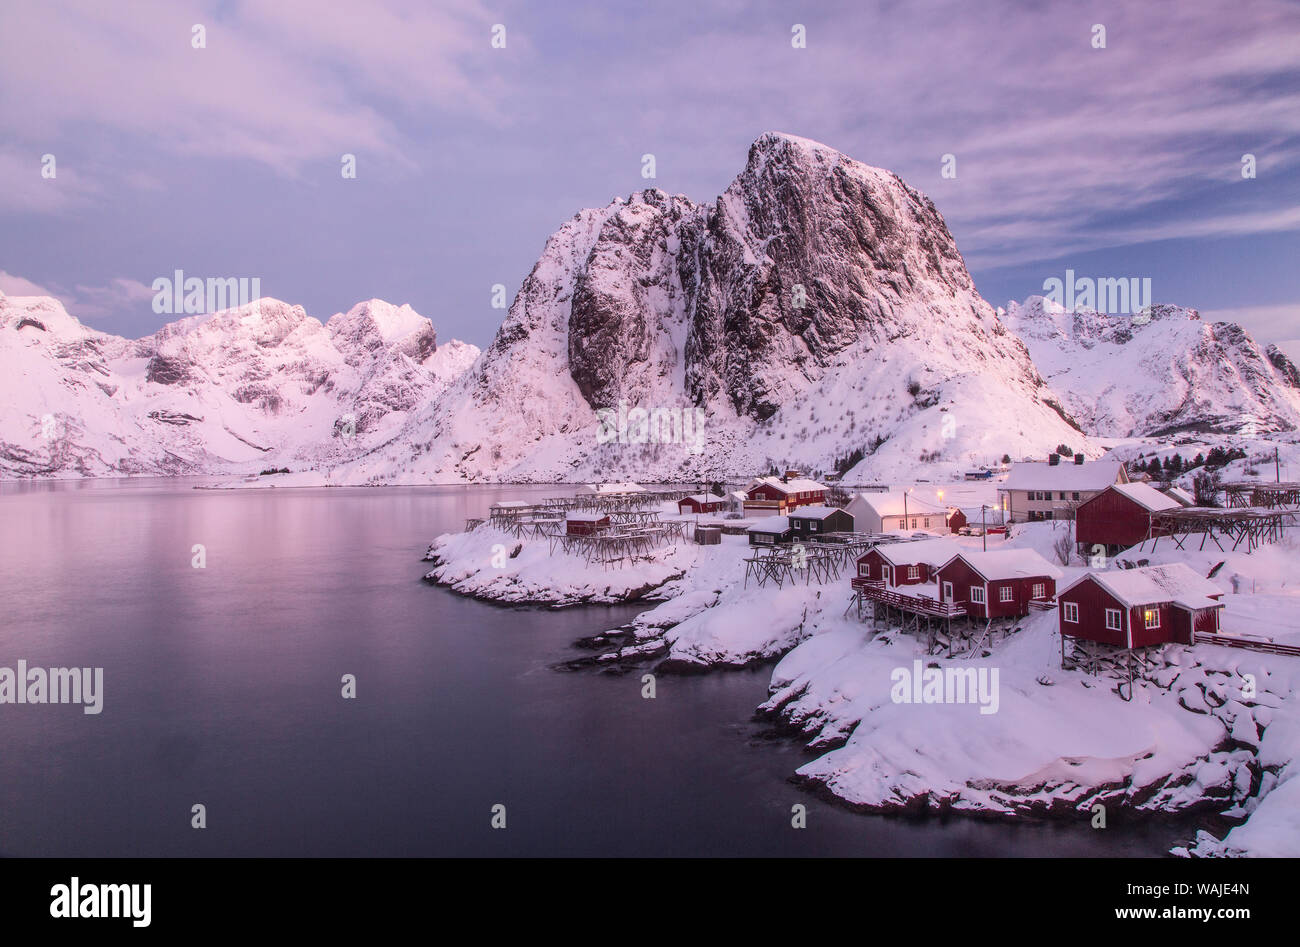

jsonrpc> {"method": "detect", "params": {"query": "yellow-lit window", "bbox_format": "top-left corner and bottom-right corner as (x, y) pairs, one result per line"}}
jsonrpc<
(1144, 609), (1160, 629)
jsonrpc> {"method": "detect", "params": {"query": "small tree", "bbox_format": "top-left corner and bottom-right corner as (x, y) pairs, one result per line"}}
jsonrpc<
(1052, 519), (1075, 566)
(1054, 444), (1074, 457)
(1193, 470), (1221, 507)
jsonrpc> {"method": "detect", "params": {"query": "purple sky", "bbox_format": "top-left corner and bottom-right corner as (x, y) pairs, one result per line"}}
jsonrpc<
(1, 0), (1298, 346)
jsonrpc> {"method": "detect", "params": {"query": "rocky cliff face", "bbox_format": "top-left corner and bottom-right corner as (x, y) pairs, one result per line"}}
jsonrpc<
(0, 294), (477, 477)
(354, 133), (1086, 483)
(1001, 296), (1300, 437)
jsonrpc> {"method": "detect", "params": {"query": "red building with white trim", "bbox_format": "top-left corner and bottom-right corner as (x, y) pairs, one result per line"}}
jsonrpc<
(934, 549), (1062, 619)
(853, 539), (959, 588)
(1075, 482), (1182, 553)
(1057, 563), (1224, 648)
(678, 494), (726, 515)
(744, 476), (826, 516)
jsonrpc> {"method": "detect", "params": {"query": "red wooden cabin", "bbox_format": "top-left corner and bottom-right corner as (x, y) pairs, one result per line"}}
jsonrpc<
(854, 539), (959, 587)
(744, 476), (826, 515)
(1075, 483), (1181, 553)
(678, 494), (726, 515)
(566, 512), (610, 536)
(1057, 563), (1224, 648)
(935, 549), (1062, 619)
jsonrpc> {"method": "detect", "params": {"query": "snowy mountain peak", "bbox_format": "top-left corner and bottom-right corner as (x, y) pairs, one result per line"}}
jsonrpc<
(1001, 296), (1300, 436)
(0, 293), (477, 478)
(329, 298), (428, 345)
(1, 293), (103, 343)
(344, 134), (1089, 483)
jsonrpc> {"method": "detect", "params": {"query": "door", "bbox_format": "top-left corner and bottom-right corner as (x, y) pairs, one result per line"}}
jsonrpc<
(942, 581), (953, 602)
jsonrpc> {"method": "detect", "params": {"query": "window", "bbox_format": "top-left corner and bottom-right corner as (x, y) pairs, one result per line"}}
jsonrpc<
(923, 518), (931, 527)
(1144, 608), (1160, 629)
(908, 565), (919, 579)
(999, 586), (1014, 602)
(1063, 602), (1079, 623)
(756, 534), (773, 544)
(911, 519), (918, 529)
(1105, 608), (1122, 631)
(1032, 583), (1045, 599)
(1072, 492), (1080, 501)
(1043, 510), (1054, 520)
(810, 522), (818, 532)
(970, 586), (985, 603)
(1059, 492), (1067, 500)
(859, 563), (869, 577)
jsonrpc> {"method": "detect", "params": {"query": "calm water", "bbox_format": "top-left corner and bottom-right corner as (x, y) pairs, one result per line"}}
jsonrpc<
(0, 479), (1192, 856)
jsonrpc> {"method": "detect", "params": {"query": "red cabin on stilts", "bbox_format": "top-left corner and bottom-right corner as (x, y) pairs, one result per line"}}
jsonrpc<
(1057, 563), (1224, 648)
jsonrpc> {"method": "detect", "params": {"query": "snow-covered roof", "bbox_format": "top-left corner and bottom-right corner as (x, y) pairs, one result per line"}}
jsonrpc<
(680, 493), (722, 504)
(951, 505), (1004, 523)
(873, 538), (959, 566)
(1163, 486), (1195, 506)
(850, 492), (949, 517)
(943, 549), (1064, 582)
(1002, 460), (1126, 492)
(1061, 563), (1224, 611)
(1104, 482), (1182, 513)
(747, 516), (792, 534)
(748, 476), (826, 495)
(788, 505), (847, 520)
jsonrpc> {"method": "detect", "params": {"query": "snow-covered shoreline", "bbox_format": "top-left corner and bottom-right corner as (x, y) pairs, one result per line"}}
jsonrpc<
(424, 504), (1300, 855)
(422, 525), (694, 607)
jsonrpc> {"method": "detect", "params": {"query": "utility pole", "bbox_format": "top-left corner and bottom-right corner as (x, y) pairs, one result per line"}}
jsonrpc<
(1276, 446), (1281, 483)
(982, 505), (987, 552)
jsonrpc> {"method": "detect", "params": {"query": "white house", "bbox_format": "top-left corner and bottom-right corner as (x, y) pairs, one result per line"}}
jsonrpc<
(845, 492), (952, 534)
(998, 459), (1128, 523)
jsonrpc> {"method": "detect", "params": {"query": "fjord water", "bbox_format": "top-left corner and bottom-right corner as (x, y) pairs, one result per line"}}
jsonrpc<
(0, 479), (1188, 856)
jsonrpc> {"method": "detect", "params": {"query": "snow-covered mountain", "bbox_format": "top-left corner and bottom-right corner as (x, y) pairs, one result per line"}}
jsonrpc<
(344, 133), (1088, 484)
(8, 133), (1298, 483)
(0, 293), (477, 477)
(1001, 296), (1300, 437)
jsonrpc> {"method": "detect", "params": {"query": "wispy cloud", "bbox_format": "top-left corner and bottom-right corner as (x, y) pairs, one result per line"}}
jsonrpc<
(0, 270), (154, 325)
(0, 0), (506, 179)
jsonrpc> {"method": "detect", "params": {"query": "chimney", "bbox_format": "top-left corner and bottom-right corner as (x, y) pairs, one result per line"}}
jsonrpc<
(1048, 454), (1060, 466)
(1074, 454), (1085, 465)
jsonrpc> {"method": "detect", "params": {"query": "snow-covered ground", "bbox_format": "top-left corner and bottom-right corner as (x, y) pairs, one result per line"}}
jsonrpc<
(423, 519), (698, 607)
(425, 496), (1300, 855)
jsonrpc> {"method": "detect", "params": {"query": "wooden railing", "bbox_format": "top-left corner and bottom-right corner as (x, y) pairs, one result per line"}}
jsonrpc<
(1194, 632), (1300, 657)
(851, 577), (965, 618)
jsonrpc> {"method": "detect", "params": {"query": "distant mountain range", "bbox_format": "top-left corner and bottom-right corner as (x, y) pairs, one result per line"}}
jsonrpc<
(4, 133), (1298, 482)
(0, 294), (477, 477)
